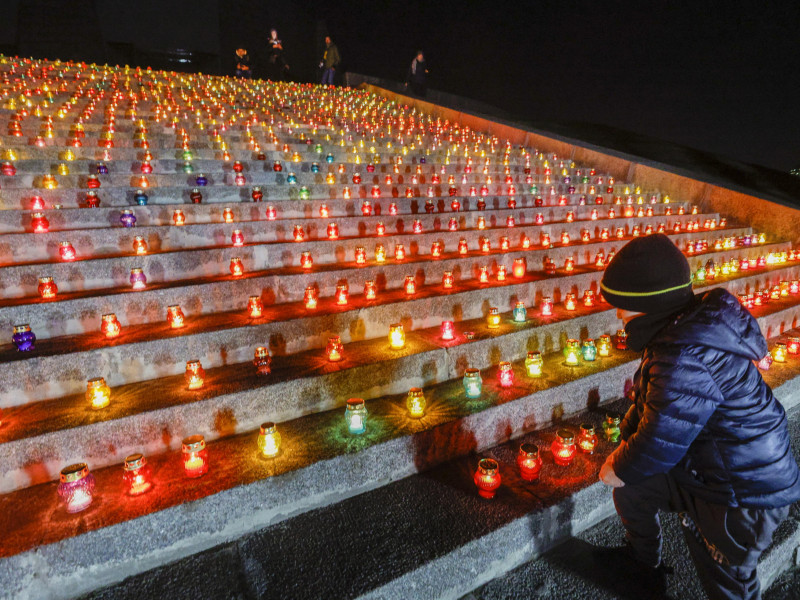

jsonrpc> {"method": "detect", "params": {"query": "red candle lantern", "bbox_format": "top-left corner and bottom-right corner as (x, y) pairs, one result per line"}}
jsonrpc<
(451, 199), (461, 212)
(327, 335), (344, 362)
(404, 275), (416, 295)
(190, 189), (202, 203)
(577, 424), (599, 454)
(123, 453), (153, 496)
(304, 286), (318, 309)
(254, 346), (272, 375)
(395, 244), (406, 261)
(87, 175), (100, 189)
(522, 236), (531, 249)
(355, 247), (366, 265)
(266, 206), (277, 220)
(413, 219), (423, 234)
(361, 201), (372, 216)
(230, 257), (244, 276)
(540, 232), (551, 247)
(474, 458), (501, 499)
(498, 361), (514, 387)
(185, 360), (206, 389)
(247, 295), (263, 317)
(480, 238), (491, 253)
(448, 217), (458, 231)
(615, 329), (628, 350)
(540, 297), (553, 316)
(442, 271), (454, 289)
(441, 320), (455, 341)
(458, 239), (468, 254)
(231, 229), (244, 247)
(512, 258), (526, 278)
(431, 242), (443, 257)
(376, 222), (386, 236)
(551, 429), (577, 466)
(517, 443), (543, 482)
(167, 305), (185, 328)
(133, 236), (147, 255)
(182, 435), (208, 478)
(38, 276), (58, 298)
(301, 251), (313, 269)
(565, 257), (575, 272)
(101, 313), (122, 339)
(31, 212), (49, 233)
(30, 195), (46, 210)
(535, 213), (545, 225)
(583, 290), (596, 307)
(173, 209), (186, 226)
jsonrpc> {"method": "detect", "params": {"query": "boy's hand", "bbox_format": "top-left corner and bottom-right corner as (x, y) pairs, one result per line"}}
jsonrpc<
(600, 455), (625, 488)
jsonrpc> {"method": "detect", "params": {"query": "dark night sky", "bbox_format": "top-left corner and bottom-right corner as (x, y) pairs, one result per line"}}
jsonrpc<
(3, 0), (799, 172)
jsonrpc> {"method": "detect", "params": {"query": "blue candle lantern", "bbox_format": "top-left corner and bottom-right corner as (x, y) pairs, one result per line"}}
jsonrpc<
(311, 162), (320, 173)
(314, 144), (323, 153)
(581, 339), (597, 362)
(345, 398), (368, 435)
(513, 301), (527, 323)
(287, 172), (298, 184)
(96, 162), (108, 175)
(12, 324), (36, 351)
(299, 186), (310, 200)
(462, 368), (483, 399)
(134, 189), (148, 205)
(119, 209), (136, 228)
(325, 153), (334, 164)
(195, 173), (208, 186)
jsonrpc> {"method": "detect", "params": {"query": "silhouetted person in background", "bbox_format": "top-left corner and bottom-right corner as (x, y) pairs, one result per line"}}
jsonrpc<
(268, 29), (290, 81)
(234, 48), (251, 79)
(319, 36), (340, 86)
(405, 50), (428, 97)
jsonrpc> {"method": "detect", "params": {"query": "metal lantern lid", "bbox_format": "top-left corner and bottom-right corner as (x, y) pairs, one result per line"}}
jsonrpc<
(60, 462), (89, 483)
(123, 453), (146, 471)
(182, 435), (206, 453)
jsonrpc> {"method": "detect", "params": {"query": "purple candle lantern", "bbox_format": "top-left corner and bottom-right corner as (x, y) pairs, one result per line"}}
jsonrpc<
(12, 324), (36, 351)
(120, 209), (136, 228)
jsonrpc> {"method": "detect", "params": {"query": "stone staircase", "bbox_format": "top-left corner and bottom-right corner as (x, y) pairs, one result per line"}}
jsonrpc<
(1, 56), (799, 600)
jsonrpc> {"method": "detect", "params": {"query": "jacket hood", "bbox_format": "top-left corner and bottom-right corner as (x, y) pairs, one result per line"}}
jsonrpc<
(656, 288), (767, 361)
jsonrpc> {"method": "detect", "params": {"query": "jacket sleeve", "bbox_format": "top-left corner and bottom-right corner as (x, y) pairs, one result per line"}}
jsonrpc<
(612, 350), (722, 485)
(619, 403), (639, 441)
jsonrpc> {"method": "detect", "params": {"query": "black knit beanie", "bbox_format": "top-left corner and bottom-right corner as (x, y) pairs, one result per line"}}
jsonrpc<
(600, 234), (694, 314)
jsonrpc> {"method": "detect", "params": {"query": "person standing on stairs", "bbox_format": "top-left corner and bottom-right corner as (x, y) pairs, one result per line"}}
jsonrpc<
(319, 36), (340, 86)
(597, 233), (800, 600)
(405, 50), (428, 97)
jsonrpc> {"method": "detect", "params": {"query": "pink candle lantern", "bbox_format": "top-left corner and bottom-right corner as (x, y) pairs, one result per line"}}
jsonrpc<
(541, 297), (553, 316)
(441, 320), (455, 341)
(498, 361), (514, 387)
(130, 268), (146, 289)
(58, 463), (95, 513)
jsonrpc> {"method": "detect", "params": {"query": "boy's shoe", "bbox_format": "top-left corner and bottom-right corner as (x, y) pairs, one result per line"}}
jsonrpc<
(591, 543), (673, 594)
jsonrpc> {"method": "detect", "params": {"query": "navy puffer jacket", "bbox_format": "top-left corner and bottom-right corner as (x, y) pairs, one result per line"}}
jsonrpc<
(613, 288), (800, 508)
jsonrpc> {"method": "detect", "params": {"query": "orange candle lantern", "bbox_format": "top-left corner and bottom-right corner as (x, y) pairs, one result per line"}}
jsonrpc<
(167, 305), (185, 328)
(404, 275), (416, 295)
(86, 377), (111, 409)
(477, 216), (486, 230)
(221, 207), (235, 223)
(577, 424), (599, 454)
(293, 225), (305, 242)
(327, 335), (344, 362)
(355, 247), (366, 265)
(389, 323), (406, 349)
(182, 435), (208, 478)
(552, 429), (577, 466)
(364, 280), (377, 300)
(487, 307), (501, 329)
(395, 244), (406, 261)
(443, 271), (454, 289)
(230, 257), (244, 276)
(173, 209), (186, 226)
(184, 360), (205, 389)
(336, 284), (349, 305)
(458, 239), (469, 254)
(375, 244), (386, 263)
(304, 286), (318, 309)
(101, 313), (122, 339)
(564, 293), (577, 311)
(479, 266), (489, 283)
(132, 235), (147, 254)
(517, 443), (543, 481)
(247, 295), (263, 317)
(474, 458), (501, 499)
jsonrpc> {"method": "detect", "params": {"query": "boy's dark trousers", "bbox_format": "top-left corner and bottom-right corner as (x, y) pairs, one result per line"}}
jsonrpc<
(613, 471), (788, 600)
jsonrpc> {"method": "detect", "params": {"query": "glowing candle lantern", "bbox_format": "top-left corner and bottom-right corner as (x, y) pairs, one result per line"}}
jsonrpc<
(474, 458), (501, 499)
(525, 350), (544, 377)
(510, 301), (526, 323)
(603, 412), (622, 442)
(477, 216), (486, 230)
(242, 295), (263, 319)
(395, 244), (406, 261)
(480, 238), (491, 253)
(487, 307), (501, 329)
(577, 424), (599, 454)
(42, 174), (58, 189)
(130, 267), (147, 290)
(581, 339), (597, 362)
(616, 329), (628, 350)
(182, 435), (208, 478)
(386, 323), (407, 349)
(517, 443), (543, 482)
(182, 359), (205, 390)
(497, 266), (507, 281)
(133, 236), (147, 255)
(772, 342), (788, 363)
(38, 276), (57, 299)
(326, 335), (344, 362)
(303, 286), (318, 310)
(345, 398), (368, 435)
(31, 212), (49, 233)
(12, 324), (36, 351)
(222, 207), (235, 223)
(540, 232), (551, 247)
(535, 213), (545, 225)
(230, 257), (244, 277)
(172, 209), (186, 226)
(479, 266), (490, 283)
(564, 293), (577, 311)
(255, 422), (282, 458)
(86, 377), (111, 409)
(293, 225), (305, 242)
(252, 346), (272, 376)
(189, 188), (203, 204)
(375, 244), (387, 263)
(788, 337), (800, 355)
(101, 313), (121, 339)
(522, 236), (531, 249)
(273, 161), (283, 172)
(597, 335), (612, 357)
(563, 339), (581, 366)
(552, 429), (577, 466)
(498, 361), (514, 387)
(327, 222), (339, 240)
(58, 463), (95, 513)
(540, 297), (554, 317)
(463, 368), (483, 398)
(134, 189), (148, 205)
(431, 242), (443, 258)
(229, 229), (244, 247)
(406, 387), (426, 418)
(299, 251), (313, 270)
(167, 305), (185, 328)
(123, 453), (152, 496)
(335, 284), (349, 305)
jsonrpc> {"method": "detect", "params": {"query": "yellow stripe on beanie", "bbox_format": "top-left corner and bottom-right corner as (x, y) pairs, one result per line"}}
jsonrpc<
(600, 281), (692, 297)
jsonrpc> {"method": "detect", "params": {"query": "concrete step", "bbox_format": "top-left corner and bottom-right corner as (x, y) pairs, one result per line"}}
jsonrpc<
(15, 377), (798, 600)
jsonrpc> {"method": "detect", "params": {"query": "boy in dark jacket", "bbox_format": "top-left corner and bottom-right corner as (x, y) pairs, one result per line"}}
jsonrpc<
(598, 234), (800, 600)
